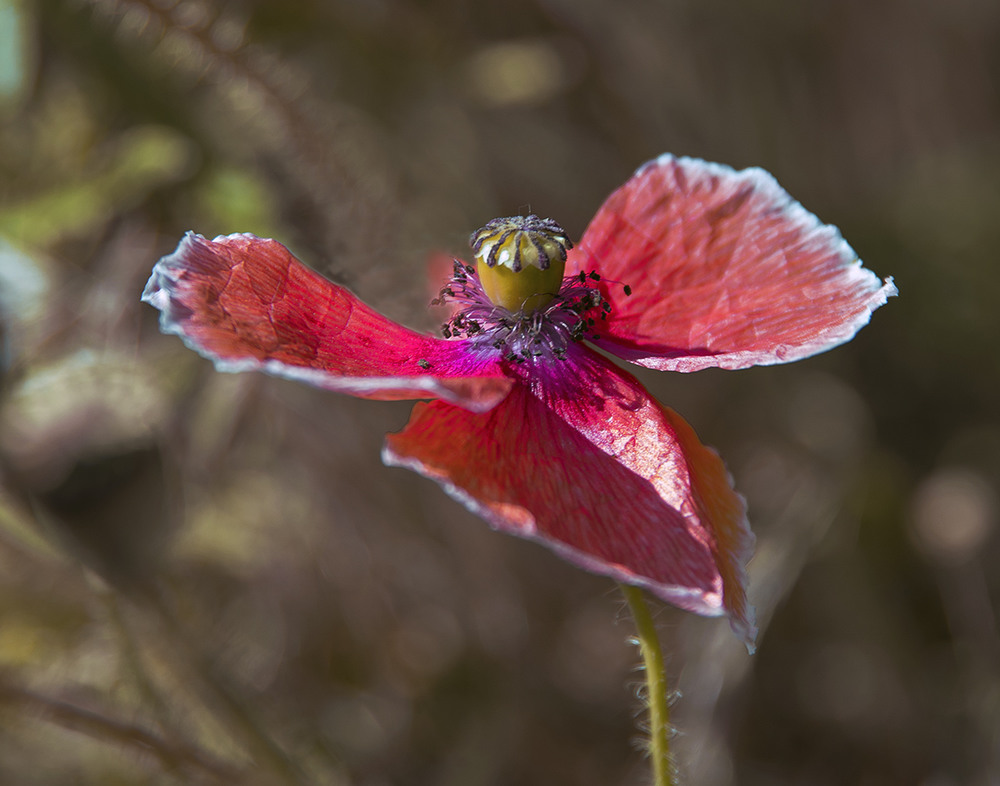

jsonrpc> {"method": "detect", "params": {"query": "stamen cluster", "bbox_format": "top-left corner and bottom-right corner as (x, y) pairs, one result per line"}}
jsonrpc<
(434, 261), (616, 363)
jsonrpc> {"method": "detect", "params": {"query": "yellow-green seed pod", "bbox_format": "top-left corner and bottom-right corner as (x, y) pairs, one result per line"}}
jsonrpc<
(471, 215), (572, 314)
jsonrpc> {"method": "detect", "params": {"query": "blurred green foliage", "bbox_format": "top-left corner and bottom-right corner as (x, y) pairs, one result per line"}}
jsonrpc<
(0, 0), (998, 784)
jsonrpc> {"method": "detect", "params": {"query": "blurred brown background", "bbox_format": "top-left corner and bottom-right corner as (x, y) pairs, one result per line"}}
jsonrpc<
(0, 0), (998, 784)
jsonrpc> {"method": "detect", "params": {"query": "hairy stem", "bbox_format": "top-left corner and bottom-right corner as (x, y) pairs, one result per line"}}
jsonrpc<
(621, 584), (677, 786)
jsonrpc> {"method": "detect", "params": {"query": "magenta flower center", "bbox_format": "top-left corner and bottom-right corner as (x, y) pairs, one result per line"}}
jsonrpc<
(435, 258), (616, 364)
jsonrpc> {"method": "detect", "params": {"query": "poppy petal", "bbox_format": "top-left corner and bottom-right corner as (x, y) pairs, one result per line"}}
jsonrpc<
(143, 233), (512, 411)
(570, 154), (896, 372)
(383, 345), (756, 645)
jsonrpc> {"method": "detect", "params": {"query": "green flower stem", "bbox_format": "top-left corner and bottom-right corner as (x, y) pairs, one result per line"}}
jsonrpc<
(621, 584), (678, 786)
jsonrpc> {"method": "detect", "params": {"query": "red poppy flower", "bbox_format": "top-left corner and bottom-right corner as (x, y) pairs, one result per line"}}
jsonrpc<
(143, 154), (895, 646)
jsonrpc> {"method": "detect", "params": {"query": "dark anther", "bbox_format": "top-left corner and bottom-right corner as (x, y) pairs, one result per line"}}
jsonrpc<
(418, 359), (431, 369)
(442, 324), (452, 338)
(578, 271), (587, 284)
(589, 271), (601, 281)
(623, 284), (632, 296)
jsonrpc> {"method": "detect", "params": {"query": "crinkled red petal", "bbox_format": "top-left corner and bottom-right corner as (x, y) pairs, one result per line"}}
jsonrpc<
(143, 233), (511, 411)
(383, 345), (756, 645)
(571, 154), (896, 372)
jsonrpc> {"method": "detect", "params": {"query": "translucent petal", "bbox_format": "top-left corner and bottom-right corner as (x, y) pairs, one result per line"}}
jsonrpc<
(383, 345), (756, 645)
(571, 154), (896, 372)
(143, 233), (511, 411)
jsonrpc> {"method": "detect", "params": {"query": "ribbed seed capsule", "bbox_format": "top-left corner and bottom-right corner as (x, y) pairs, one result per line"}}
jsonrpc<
(471, 215), (572, 313)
